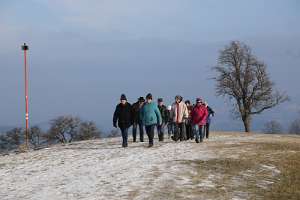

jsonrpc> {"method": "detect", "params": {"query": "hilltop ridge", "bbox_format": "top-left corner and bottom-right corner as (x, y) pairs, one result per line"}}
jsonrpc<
(0, 132), (299, 200)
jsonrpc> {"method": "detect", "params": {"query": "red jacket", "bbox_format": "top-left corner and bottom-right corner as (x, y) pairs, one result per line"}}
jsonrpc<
(191, 105), (208, 126)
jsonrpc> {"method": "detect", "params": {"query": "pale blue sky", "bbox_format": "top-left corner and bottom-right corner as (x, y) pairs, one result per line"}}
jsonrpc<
(0, 0), (300, 132)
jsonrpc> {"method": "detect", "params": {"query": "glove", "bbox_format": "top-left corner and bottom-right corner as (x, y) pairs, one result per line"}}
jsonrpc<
(113, 123), (117, 128)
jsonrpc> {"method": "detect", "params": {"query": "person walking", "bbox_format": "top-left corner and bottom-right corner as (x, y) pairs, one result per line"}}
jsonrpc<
(140, 93), (162, 147)
(185, 100), (193, 140)
(167, 105), (173, 139)
(191, 98), (208, 143)
(157, 98), (168, 141)
(132, 97), (145, 142)
(113, 94), (133, 147)
(171, 95), (189, 141)
(204, 102), (215, 139)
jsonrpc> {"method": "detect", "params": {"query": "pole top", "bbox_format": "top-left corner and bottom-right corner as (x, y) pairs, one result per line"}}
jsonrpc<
(22, 43), (29, 51)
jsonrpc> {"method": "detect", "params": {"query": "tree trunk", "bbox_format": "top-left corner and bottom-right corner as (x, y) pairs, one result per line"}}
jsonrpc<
(242, 115), (251, 132)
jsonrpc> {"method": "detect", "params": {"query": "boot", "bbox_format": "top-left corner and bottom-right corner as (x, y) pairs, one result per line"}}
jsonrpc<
(148, 143), (153, 148)
(158, 133), (162, 142)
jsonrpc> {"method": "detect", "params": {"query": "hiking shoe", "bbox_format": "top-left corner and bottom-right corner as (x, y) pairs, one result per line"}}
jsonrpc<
(195, 138), (199, 143)
(148, 144), (153, 148)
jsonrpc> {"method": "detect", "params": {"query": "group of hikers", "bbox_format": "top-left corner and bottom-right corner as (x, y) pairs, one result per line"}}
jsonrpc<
(113, 93), (215, 148)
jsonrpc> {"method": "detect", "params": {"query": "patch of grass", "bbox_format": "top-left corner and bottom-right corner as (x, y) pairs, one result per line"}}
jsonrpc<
(264, 153), (300, 200)
(180, 158), (267, 199)
(176, 141), (300, 199)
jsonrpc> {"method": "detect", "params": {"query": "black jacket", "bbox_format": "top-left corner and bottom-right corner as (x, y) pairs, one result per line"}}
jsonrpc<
(113, 103), (133, 129)
(158, 105), (168, 123)
(207, 106), (215, 116)
(132, 101), (143, 123)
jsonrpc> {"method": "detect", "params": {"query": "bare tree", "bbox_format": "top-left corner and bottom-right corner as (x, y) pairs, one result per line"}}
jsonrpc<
(47, 116), (81, 143)
(214, 41), (288, 132)
(29, 126), (43, 148)
(6, 128), (24, 146)
(0, 128), (23, 151)
(75, 121), (102, 141)
(289, 118), (300, 135)
(263, 120), (283, 134)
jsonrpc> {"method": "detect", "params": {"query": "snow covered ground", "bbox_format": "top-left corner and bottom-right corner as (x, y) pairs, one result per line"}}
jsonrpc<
(0, 132), (298, 200)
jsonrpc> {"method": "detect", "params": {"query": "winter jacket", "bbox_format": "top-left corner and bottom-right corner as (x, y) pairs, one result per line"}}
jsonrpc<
(171, 101), (189, 123)
(113, 103), (133, 129)
(191, 104), (208, 126)
(186, 105), (193, 124)
(140, 102), (162, 126)
(158, 105), (168, 123)
(166, 110), (173, 123)
(206, 106), (215, 124)
(132, 101), (144, 123)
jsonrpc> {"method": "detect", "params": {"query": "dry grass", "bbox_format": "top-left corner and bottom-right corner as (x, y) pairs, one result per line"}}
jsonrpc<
(152, 134), (300, 200)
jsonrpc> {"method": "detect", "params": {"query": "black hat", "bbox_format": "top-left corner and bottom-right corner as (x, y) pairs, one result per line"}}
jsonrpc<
(146, 93), (152, 100)
(138, 97), (145, 102)
(120, 94), (127, 101)
(158, 98), (163, 102)
(185, 100), (191, 104)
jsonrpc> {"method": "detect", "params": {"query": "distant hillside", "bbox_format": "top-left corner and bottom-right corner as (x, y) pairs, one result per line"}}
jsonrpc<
(0, 132), (299, 200)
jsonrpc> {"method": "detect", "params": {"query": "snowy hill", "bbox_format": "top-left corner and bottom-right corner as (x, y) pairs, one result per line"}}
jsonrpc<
(0, 132), (299, 200)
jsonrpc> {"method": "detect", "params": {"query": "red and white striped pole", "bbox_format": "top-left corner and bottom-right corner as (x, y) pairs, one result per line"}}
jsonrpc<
(21, 43), (29, 149)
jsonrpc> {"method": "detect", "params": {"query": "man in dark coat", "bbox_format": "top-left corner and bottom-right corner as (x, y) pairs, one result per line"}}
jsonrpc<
(131, 97), (145, 142)
(113, 94), (133, 147)
(157, 98), (168, 141)
(204, 102), (215, 139)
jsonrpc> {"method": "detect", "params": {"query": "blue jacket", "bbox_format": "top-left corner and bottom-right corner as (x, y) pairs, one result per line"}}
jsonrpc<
(140, 102), (162, 126)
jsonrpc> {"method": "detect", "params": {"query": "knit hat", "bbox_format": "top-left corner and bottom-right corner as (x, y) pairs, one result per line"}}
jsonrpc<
(138, 97), (145, 102)
(157, 98), (163, 102)
(146, 93), (152, 100)
(120, 94), (127, 101)
(196, 98), (203, 103)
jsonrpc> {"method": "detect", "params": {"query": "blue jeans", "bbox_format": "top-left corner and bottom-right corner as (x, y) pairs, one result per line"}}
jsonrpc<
(167, 122), (174, 138)
(120, 127), (129, 147)
(193, 124), (204, 141)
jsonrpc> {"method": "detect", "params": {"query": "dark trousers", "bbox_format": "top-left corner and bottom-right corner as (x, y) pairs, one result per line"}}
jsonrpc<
(167, 122), (174, 138)
(132, 122), (144, 142)
(157, 123), (166, 141)
(120, 127), (129, 147)
(145, 125), (155, 145)
(204, 123), (210, 138)
(185, 123), (192, 140)
(173, 123), (186, 141)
